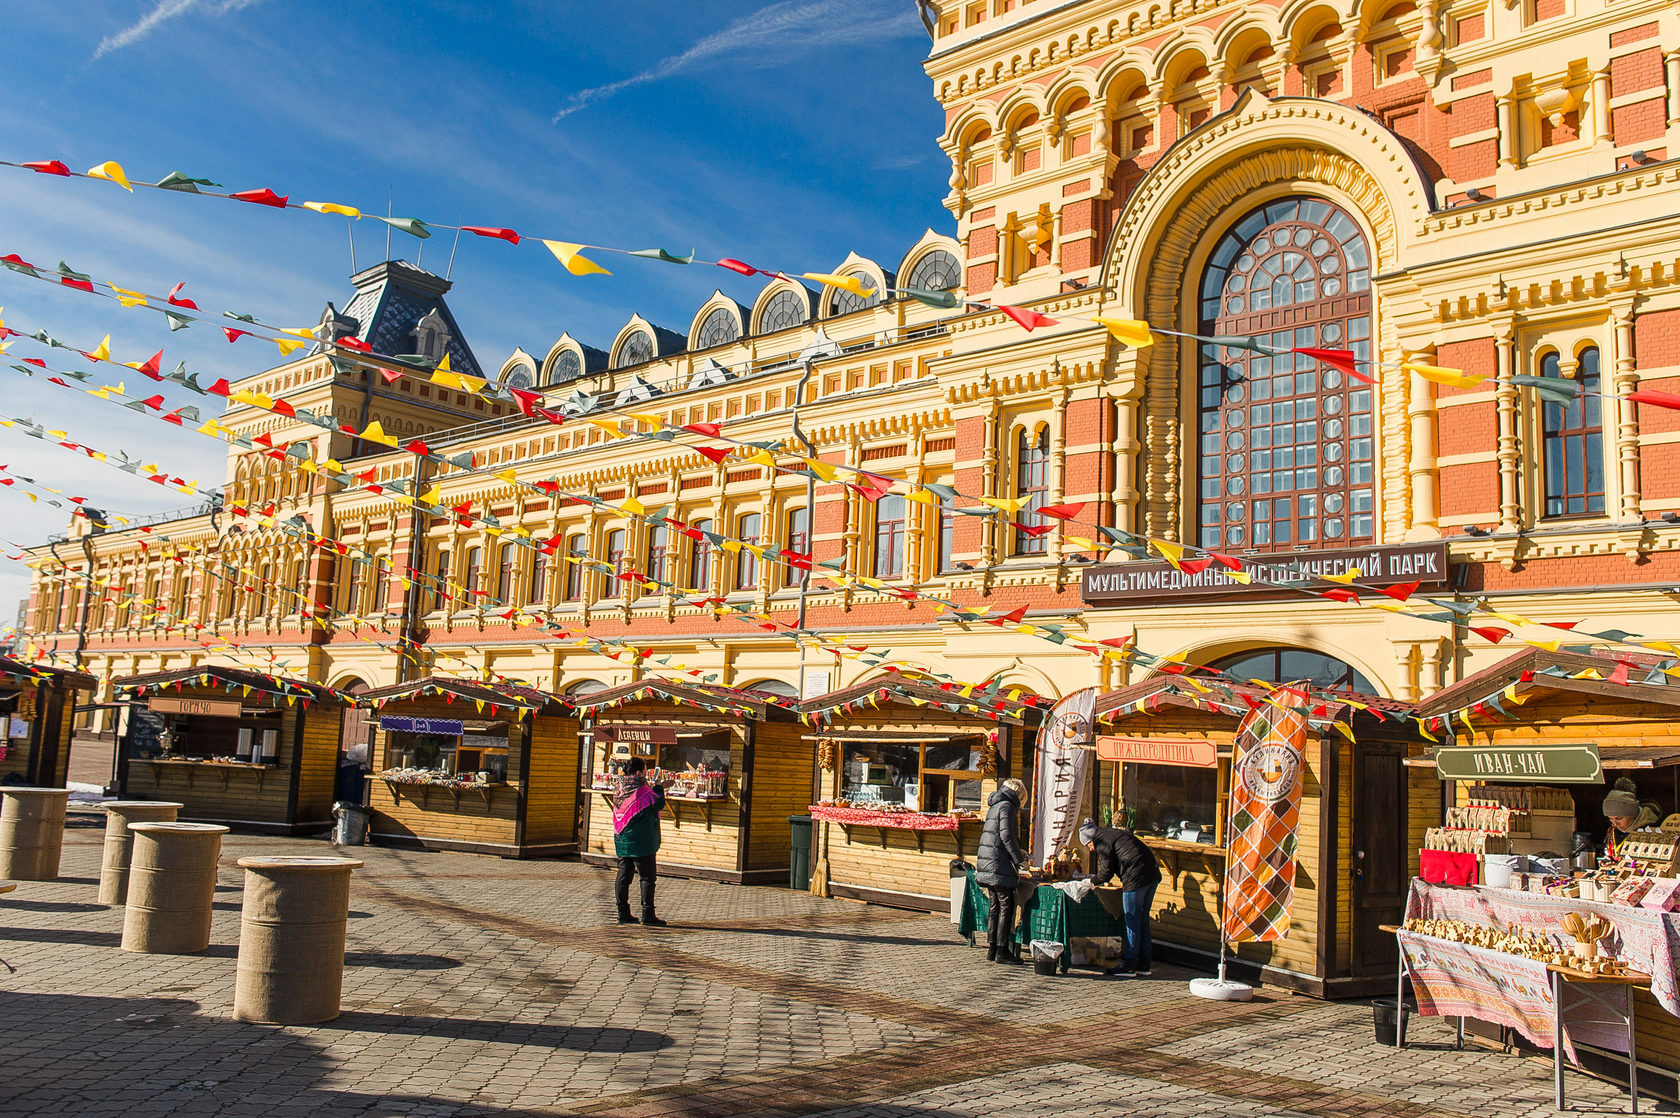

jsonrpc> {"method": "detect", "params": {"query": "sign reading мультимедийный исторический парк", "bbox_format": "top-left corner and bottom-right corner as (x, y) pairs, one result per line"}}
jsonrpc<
(1080, 542), (1448, 604)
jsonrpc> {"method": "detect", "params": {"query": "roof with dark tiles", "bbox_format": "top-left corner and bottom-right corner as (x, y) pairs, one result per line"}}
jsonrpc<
(320, 260), (484, 378)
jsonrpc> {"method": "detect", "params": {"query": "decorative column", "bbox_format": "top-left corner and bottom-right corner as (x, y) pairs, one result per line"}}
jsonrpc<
(1591, 68), (1612, 147)
(1493, 320), (1522, 533)
(980, 406), (1001, 566)
(1496, 94), (1520, 168)
(1611, 301), (1643, 522)
(1406, 353), (1441, 538)
(1050, 379), (1070, 566)
(1666, 51), (1680, 128)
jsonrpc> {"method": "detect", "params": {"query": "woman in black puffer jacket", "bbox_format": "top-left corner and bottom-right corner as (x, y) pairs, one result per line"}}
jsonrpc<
(974, 778), (1028, 963)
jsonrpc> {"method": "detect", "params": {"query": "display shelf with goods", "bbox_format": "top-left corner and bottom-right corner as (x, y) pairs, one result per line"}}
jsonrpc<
(1401, 648), (1680, 1097)
(0, 658), (94, 790)
(359, 676), (581, 858)
(1089, 677), (1422, 996)
(801, 675), (1043, 912)
(113, 667), (347, 833)
(577, 680), (805, 885)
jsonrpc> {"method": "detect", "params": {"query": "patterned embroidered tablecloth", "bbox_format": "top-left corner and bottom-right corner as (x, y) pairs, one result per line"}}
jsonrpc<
(1407, 878), (1680, 1017)
(808, 805), (960, 832)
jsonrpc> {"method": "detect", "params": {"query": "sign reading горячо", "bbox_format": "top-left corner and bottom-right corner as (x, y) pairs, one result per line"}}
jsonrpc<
(1081, 542), (1448, 604)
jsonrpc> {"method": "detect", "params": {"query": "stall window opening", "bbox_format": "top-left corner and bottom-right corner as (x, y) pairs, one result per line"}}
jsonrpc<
(840, 738), (986, 813)
(387, 724), (510, 782)
(1121, 763), (1220, 843)
(152, 713), (282, 763)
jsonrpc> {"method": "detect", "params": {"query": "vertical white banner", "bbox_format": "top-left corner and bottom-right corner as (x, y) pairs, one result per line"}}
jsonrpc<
(1031, 686), (1097, 866)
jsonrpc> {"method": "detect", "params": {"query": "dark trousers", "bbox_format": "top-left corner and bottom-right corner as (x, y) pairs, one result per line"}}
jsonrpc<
(1121, 880), (1157, 968)
(616, 855), (658, 917)
(985, 885), (1017, 954)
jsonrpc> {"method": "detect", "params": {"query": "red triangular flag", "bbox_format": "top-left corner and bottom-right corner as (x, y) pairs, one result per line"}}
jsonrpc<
(716, 258), (761, 277)
(1319, 588), (1359, 602)
(206, 378), (231, 396)
(1470, 626), (1510, 643)
(23, 160), (70, 176)
(1036, 502), (1084, 521)
(998, 304), (1057, 331)
(462, 226), (520, 244)
(684, 422), (722, 438)
(231, 188), (289, 208)
(1629, 389), (1680, 411)
(223, 327), (250, 343)
(404, 439), (431, 456)
(1013, 522), (1053, 538)
(135, 351), (162, 379)
(335, 335), (371, 352)
(167, 282), (199, 309)
(695, 446), (732, 464)
(1378, 580), (1420, 601)
(379, 368), (404, 385)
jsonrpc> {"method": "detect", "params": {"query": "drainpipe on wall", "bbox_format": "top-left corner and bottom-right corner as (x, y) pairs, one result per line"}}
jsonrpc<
(394, 451), (430, 686)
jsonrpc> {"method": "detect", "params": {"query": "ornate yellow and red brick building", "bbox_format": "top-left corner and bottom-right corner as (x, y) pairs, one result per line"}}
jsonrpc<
(23, 0), (1680, 741)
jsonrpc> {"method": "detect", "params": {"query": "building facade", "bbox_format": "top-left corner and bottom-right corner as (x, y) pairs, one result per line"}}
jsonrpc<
(24, 0), (1680, 731)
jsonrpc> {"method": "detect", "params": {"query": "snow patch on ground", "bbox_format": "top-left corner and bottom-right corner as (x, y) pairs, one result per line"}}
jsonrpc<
(67, 782), (108, 804)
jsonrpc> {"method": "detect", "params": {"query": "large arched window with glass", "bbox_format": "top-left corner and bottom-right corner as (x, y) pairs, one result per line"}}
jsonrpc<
(550, 349), (583, 385)
(758, 290), (807, 333)
(734, 513), (762, 590)
(616, 331), (654, 369)
(1210, 646), (1376, 695)
(696, 307), (740, 349)
(1541, 347), (1604, 518)
(906, 249), (961, 292)
(1198, 197), (1373, 551)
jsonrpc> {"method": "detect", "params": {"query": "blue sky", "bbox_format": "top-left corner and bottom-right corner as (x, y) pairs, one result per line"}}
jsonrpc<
(0, 0), (951, 619)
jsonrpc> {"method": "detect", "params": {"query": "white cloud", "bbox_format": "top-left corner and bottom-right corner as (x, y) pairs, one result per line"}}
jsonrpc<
(94, 0), (265, 59)
(553, 0), (920, 121)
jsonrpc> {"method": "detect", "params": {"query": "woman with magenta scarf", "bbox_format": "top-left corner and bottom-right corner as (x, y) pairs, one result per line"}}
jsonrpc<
(612, 757), (669, 926)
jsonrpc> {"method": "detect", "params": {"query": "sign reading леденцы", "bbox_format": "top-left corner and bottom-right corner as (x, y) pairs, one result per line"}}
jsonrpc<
(1434, 742), (1602, 784)
(1081, 542), (1448, 604)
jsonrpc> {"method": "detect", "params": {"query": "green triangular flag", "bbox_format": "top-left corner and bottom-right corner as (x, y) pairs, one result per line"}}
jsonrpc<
(224, 311), (257, 323)
(1512, 374), (1581, 405)
(375, 216), (431, 240)
(1203, 333), (1280, 354)
(165, 311), (192, 331)
(899, 286), (960, 309)
(155, 171), (219, 193)
(629, 247), (693, 264)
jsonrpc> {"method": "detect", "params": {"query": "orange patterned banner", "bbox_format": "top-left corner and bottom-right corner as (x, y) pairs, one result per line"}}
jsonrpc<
(1222, 688), (1308, 943)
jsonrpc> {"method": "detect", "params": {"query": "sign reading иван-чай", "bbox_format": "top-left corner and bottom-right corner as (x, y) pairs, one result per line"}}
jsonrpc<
(1081, 542), (1449, 604)
(1434, 742), (1602, 784)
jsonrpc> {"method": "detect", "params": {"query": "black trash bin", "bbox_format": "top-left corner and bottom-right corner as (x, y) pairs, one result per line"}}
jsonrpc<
(787, 815), (813, 892)
(1371, 998), (1413, 1046)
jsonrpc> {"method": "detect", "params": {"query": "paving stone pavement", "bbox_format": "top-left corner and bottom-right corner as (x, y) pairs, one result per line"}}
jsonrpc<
(0, 820), (1669, 1117)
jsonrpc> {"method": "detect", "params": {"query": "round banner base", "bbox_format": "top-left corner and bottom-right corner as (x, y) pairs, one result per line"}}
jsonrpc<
(1189, 977), (1254, 1002)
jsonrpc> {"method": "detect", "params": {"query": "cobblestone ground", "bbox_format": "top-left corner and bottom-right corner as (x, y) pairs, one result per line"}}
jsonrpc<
(1, 817), (1668, 1117)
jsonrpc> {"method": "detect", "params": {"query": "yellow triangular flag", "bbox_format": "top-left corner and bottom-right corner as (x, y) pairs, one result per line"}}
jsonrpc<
(1405, 362), (1484, 390)
(905, 490), (938, 505)
(303, 201), (361, 217)
(88, 161), (132, 191)
(1321, 566), (1362, 584)
(803, 458), (838, 482)
(543, 240), (611, 277)
(1153, 539), (1187, 569)
(584, 417), (624, 438)
(803, 272), (874, 297)
(88, 335), (111, 361)
(276, 338), (307, 357)
(978, 496), (1024, 514)
(1093, 316), (1155, 348)
(621, 496), (645, 515)
(110, 286), (149, 308)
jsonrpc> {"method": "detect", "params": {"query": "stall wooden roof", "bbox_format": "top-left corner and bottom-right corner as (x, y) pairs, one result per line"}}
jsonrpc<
(114, 665), (348, 705)
(1417, 648), (1680, 717)
(359, 675), (572, 714)
(1092, 676), (1419, 736)
(571, 678), (797, 721)
(800, 674), (1046, 726)
(0, 655), (96, 691)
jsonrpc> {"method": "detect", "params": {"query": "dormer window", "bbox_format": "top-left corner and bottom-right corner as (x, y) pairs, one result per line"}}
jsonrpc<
(414, 308), (452, 362)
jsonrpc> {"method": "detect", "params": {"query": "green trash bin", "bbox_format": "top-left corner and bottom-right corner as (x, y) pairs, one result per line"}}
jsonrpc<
(787, 815), (813, 892)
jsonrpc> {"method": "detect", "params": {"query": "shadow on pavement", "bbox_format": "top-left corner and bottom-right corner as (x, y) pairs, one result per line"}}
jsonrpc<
(344, 951), (462, 970)
(0, 925), (121, 947)
(325, 1010), (673, 1052)
(2, 899), (107, 914)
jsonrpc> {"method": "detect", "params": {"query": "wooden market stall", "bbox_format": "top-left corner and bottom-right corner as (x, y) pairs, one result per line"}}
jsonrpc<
(1090, 678), (1420, 997)
(577, 680), (806, 885)
(0, 657), (96, 789)
(113, 667), (348, 833)
(361, 676), (582, 858)
(802, 675), (1043, 912)
(1405, 648), (1680, 1095)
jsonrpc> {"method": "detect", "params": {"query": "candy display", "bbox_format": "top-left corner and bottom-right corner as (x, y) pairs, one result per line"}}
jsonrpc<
(379, 766), (497, 788)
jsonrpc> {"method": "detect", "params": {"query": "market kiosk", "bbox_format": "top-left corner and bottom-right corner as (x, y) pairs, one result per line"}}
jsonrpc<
(0, 657), (95, 788)
(578, 680), (805, 885)
(801, 675), (1042, 912)
(1400, 648), (1680, 1101)
(113, 667), (348, 833)
(1090, 677), (1420, 996)
(361, 676), (582, 858)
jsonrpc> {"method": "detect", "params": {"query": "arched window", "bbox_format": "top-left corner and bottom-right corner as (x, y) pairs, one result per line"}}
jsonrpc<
(785, 507), (809, 588)
(343, 555), (366, 613)
(527, 551), (547, 605)
(616, 331), (654, 369)
(690, 519), (715, 590)
(1014, 427), (1050, 556)
(551, 349), (583, 385)
(372, 553), (390, 614)
(874, 495), (907, 577)
(1198, 197), (1373, 551)
(1541, 347), (1604, 518)
(906, 249), (961, 292)
(562, 534), (585, 601)
(735, 513), (761, 590)
(504, 365), (535, 391)
(1210, 647), (1376, 694)
(496, 547), (516, 604)
(758, 290), (806, 333)
(254, 566), (270, 618)
(463, 546), (484, 604)
(432, 548), (452, 612)
(696, 307), (740, 349)
(606, 529), (628, 587)
(827, 272), (883, 316)
(646, 522), (671, 583)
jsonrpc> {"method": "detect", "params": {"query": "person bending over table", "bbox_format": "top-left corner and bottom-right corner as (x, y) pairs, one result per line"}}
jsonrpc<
(1081, 817), (1162, 976)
